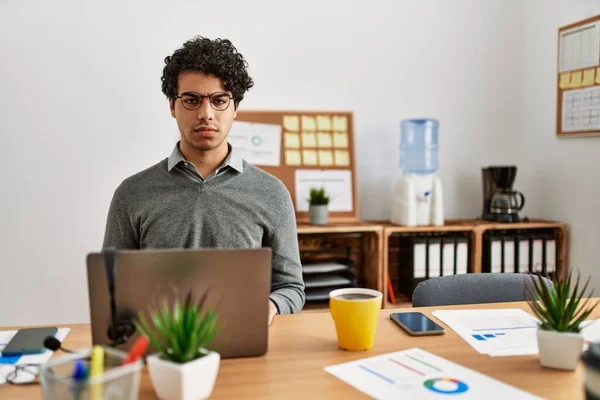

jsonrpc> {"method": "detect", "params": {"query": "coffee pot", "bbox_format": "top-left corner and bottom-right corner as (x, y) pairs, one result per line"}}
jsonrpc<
(482, 166), (525, 223)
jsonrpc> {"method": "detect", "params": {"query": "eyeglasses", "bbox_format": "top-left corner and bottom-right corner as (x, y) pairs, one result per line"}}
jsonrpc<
(5, 364), (40, 385)
(176, 92), (234, 111)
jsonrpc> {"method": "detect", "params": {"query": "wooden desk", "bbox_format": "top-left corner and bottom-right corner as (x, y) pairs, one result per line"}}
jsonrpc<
(2, 301), (593, 399)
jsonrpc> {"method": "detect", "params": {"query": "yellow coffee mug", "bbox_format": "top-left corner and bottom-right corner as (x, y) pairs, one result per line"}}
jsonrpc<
(329, 288), (383, 351)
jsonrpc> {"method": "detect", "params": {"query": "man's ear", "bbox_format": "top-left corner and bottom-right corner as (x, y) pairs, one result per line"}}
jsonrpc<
(169, 99), (176, 118)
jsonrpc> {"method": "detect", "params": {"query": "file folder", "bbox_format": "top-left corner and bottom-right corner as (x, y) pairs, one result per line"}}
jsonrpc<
(502, 236), (516, 273)
(516, 235), (530, 273)
(427, 238), (441, 278)
(413, 238), (427, 279)
(543, 235), (556, 274)
(531, 235), (544, 273)
(455, 238), (468, 274)
(442, 238), (455, 276)
(488, 236), (503, 273)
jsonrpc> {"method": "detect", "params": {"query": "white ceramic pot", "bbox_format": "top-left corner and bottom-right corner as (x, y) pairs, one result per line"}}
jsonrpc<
(309, 204), (329, 225)
(536, 328), (584, 371)
(147, 350), (220, 400)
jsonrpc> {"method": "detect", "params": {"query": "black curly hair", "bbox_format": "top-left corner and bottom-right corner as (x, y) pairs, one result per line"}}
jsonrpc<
(161, 36), (254, 109)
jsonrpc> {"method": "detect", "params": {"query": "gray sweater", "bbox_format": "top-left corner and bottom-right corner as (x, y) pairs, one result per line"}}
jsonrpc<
(102, 145), (305, 314)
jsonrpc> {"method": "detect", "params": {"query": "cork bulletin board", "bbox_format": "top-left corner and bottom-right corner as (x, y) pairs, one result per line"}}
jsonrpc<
(229, 111), (359, 223)
(557, 14), (600, 137)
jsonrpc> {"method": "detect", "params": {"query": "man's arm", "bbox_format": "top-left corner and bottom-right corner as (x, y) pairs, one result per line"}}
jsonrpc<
(265, 192), (305, 315)
(102, 190), (139, 249)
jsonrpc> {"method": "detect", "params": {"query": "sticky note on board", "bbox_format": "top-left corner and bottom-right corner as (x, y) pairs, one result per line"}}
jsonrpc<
(582, 69), (595, 87)
(596, 68), (600, 84)
(302, 150), (318, 165)
(317, 132), (332, 147)
(283, 116), (299, 132)
(317, 115), (332, 130)
(569, 71), (583, 88)
(284, 133), (300, 148)
(333, 116), (348, 131)
(301, 116), (316, 131)
(285, 150), (302, 166)
(301, 132), (317, 147)
(559, 73), (570, 89)
(333, 133), (349, 148)
(318, 150), (334, 166)
(334, 150), (350, 166)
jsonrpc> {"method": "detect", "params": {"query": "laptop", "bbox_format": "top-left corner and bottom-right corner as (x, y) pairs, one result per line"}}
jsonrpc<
(86, 247), (272, 358)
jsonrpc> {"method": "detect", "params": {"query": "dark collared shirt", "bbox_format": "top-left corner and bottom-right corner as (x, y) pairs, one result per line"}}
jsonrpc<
(167, 142), (244, 183)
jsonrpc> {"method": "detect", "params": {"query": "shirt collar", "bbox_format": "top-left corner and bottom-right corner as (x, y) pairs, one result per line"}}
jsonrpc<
(167, 141), (244, 173)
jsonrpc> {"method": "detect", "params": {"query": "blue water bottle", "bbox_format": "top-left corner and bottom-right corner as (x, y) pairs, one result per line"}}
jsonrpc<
(400, 119), (439, 175)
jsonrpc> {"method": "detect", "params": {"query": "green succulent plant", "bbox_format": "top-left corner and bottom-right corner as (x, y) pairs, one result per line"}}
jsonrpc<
(308, 187), (330, 206)
(525, 270), (599, 333)
(134, 290), (221, 363)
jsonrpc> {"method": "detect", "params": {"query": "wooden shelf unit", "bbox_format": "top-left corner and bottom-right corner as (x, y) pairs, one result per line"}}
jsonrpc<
(296, 219), (567, 311)
(297, 222), (384, 310)
(381, 219), (568, 309)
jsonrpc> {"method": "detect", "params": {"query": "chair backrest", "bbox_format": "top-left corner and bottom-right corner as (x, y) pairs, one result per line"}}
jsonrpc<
(411, 273), (553, 307)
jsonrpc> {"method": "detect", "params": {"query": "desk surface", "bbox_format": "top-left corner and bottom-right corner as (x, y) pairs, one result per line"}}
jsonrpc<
(2, 301), (593, 399)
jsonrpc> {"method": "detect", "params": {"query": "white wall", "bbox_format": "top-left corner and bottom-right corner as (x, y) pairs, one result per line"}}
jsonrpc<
(521, 0), (600, 289)
(0, 0), (524, 325)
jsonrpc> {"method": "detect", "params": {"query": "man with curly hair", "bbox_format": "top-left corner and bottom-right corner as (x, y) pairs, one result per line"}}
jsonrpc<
(102, 36), (305, 325)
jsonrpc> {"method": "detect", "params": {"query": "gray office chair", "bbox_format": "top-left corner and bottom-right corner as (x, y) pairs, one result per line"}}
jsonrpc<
(411, 273), (553, 307)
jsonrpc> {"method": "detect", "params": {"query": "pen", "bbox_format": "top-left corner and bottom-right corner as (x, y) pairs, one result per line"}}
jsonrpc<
(90, 345), (104, 400)
(71, 359), (87, 400)
(123, 336), (149, 365)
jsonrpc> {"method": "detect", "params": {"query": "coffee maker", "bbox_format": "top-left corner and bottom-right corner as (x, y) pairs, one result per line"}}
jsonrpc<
(482, 166), (525, 223)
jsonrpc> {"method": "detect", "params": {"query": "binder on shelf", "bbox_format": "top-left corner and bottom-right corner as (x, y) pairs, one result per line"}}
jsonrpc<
(516, 235), (530, 273)
(455, 238), (468, 274)
(531, 235), (544, 274)
(442, 238), (455, 276)
(542, 234), (557, 275)
(483, 235), (503, 273)
(503, 236), (516, 273)
(427, 238), (441, 278)
(413, 238), (427, 279)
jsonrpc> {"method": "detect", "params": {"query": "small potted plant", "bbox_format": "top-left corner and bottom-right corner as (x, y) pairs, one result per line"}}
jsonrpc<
(308, 187), (330, 225)
(134, 290), (221, 400)
(525, 270), (599, 371)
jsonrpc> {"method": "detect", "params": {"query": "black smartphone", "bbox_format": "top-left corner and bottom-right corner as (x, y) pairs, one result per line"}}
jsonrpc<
(390, 312), (445, 336)
(2, 327), (58, 356)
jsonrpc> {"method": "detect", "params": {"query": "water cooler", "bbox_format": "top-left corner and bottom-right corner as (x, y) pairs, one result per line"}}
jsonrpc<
(390, 119), (444, 226)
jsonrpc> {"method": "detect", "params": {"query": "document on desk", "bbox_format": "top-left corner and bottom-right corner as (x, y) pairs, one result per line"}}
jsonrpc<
(432, 309), (539, 356)
(325, 347), (540, 399)
(0, 328), (70, 384)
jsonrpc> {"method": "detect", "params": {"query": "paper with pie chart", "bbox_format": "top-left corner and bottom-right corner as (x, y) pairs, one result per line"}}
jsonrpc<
(228, 121), (282, 166)
(325, 348), (540, 399)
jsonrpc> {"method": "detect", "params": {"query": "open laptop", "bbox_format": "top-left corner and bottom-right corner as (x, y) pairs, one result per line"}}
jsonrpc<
(86, 247), (272, 358)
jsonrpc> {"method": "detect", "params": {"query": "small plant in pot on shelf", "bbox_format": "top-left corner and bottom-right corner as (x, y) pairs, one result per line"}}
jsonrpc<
(308, 187), (330, 225)
(525, 270), (599, 371)
(134, 290), (221, 400)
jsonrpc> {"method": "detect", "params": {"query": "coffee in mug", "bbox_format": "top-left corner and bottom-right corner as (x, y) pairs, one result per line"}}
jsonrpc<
(329, 288), (382, 351)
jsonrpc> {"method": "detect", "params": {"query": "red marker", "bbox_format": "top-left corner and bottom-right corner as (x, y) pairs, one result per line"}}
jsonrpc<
(122, 336), (149, 365)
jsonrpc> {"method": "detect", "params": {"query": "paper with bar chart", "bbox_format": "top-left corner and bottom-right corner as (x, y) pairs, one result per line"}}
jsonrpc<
(432, 309), (540, 356)
(325, 348), (540, 399)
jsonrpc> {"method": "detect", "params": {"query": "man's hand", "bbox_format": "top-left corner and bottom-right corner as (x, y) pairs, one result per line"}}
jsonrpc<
(268, 300), (278, 326)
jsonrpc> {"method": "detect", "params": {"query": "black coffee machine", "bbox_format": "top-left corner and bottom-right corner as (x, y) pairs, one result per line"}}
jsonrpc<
(482, 166), (525, 223)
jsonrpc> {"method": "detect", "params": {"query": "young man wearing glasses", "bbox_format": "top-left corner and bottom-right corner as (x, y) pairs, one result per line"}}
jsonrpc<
(102, 36), (305, 325)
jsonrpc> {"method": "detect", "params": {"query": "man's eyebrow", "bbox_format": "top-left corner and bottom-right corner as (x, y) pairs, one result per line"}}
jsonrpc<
(180, 91), (201, 96)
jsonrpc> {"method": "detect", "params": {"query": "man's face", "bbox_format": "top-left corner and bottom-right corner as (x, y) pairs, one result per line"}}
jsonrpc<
(170, 71), (237, 153)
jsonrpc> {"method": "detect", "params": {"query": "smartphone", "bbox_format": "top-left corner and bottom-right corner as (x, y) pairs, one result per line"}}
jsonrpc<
(2, 327), (58, 356)
(390, 312), (445, 336)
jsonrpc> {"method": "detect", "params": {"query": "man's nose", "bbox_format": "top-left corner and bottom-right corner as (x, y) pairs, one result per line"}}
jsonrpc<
(197, 97), (215, 120)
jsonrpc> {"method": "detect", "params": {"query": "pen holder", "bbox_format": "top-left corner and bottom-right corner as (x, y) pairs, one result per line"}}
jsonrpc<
(39, 346), (143, 400)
